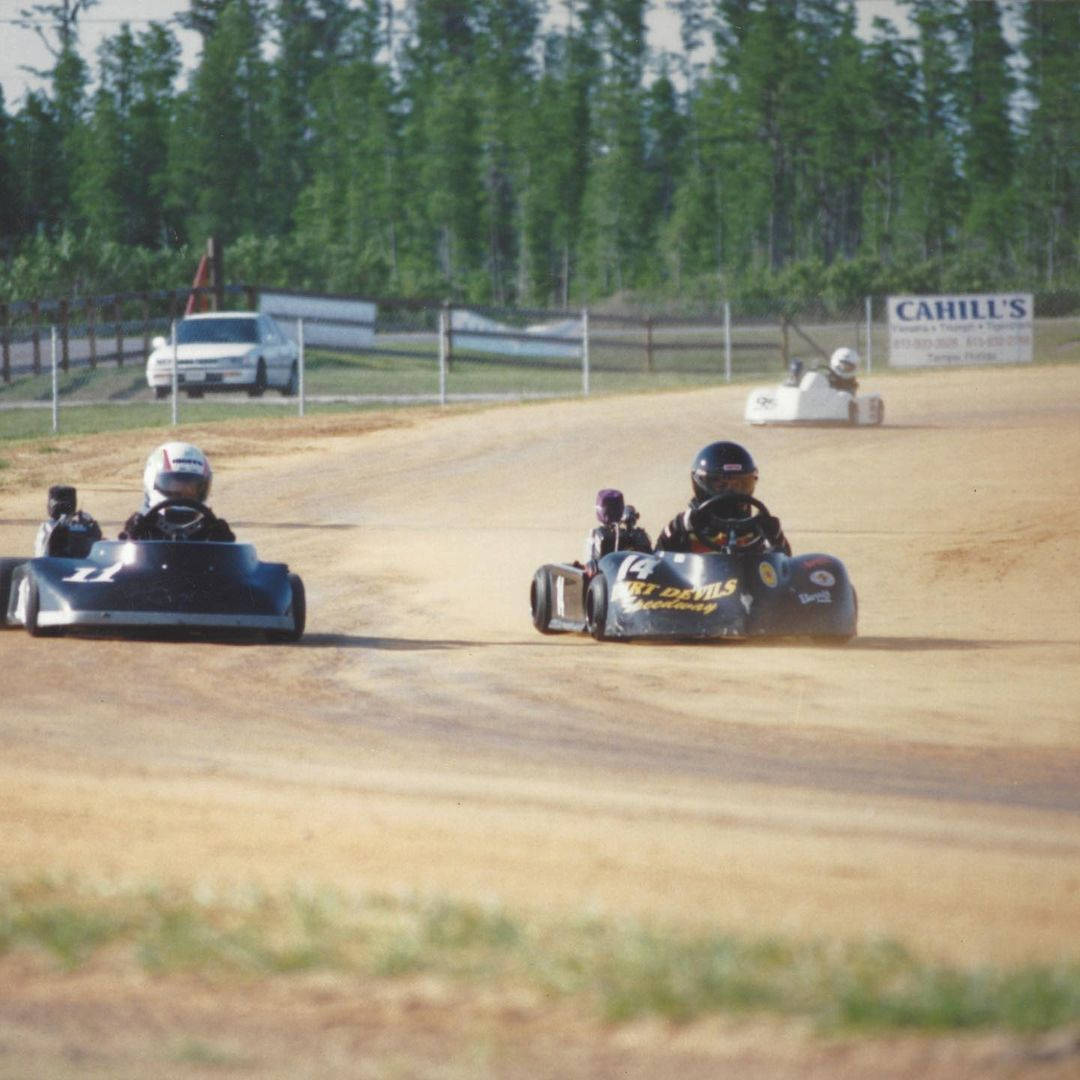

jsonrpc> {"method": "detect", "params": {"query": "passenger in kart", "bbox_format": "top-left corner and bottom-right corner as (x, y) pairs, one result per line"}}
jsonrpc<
(583, 488), (653, 573)
(35, 484), (104, 558)
(824, 347), (860, 394)
(655, 441), (791, 556)
(119, 441), (236, 541)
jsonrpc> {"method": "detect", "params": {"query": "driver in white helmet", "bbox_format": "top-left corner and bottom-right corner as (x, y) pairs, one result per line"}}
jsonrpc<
(825, 347), (860, 394)
(119, 442), (235, 541)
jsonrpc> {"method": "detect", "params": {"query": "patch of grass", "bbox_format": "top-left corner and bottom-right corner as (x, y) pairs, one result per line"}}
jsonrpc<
(1, 878), (1077, 1034)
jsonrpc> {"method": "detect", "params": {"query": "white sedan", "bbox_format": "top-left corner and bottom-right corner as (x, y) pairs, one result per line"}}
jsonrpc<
(146, 311), (299, 399)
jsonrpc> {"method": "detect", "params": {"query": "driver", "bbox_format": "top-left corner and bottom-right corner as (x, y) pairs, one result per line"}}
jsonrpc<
(655, 440), (791, 556)
(119, 442), (235, 541)
(825, 347), (860, 394)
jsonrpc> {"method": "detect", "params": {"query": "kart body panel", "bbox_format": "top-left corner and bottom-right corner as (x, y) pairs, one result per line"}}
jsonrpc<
(745, 370), (883, 426)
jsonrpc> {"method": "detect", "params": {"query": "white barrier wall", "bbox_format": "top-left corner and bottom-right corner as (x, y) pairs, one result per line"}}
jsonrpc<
(259, 292), (376, 349)
(887, 293), (1033, 367)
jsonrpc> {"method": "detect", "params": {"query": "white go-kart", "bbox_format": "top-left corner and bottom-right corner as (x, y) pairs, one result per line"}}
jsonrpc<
(745, 349), (884, 427)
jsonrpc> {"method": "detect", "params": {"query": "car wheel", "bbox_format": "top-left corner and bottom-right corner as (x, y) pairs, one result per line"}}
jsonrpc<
(154, 386), (169, 400)
(186, 388), (204, 399)
(248, 360), (267, 397)
(585, 574), (608, 641)
(280, 362), (298, 397)
(530, 568), (558, 634)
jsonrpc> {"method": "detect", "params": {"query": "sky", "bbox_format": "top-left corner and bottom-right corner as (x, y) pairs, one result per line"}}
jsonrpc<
(0, 0), (909, 109)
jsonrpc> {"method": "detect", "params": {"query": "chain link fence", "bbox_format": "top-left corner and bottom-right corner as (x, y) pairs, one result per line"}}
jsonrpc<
(2, 287), (1078, 435)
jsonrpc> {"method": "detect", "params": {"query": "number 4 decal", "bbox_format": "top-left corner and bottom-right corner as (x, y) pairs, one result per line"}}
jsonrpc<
(63, 561), (124, 583)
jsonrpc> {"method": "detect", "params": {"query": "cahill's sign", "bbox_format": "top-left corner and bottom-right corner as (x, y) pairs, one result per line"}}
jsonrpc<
(887, 293), (1033, 367)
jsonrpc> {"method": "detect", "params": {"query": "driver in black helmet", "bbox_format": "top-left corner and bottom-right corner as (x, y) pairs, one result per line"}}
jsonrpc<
(655, 441), (791, 556)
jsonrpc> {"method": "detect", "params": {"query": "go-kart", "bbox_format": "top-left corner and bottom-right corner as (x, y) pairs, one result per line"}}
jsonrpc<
(1, 495), (305, 641)
(530, 494), (856, 642)
(745, 362), (883, 426)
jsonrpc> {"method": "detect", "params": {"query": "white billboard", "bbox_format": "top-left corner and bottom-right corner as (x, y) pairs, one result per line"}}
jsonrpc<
(887, 293), (1033, 368)
(452, 309), (582, 359)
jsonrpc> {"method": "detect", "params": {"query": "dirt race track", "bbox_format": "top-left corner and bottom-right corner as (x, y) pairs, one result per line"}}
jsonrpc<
(1, 364), (1079, 1078)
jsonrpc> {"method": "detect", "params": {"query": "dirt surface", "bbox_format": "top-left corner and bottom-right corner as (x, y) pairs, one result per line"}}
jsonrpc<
(1, 366), (1079, 1077)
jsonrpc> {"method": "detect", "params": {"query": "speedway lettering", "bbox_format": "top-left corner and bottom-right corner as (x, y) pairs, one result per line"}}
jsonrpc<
(614, 577), (736, 614)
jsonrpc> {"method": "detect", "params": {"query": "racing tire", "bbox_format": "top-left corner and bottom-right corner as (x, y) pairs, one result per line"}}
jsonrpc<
(272, 573), (306, 643)
(585, 574), (609, 642)
(847, 400), (858, 425)
(24, 577), (58, 638)
(530, 568), (558, 634)
(280, 362), (299, 397)
(247, 360), (267, 398)
(0, 557), (26, 627)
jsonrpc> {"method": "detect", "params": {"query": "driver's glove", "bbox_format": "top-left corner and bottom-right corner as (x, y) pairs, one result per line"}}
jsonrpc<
(761, 514), (791, 555)
(119, 511), (144, 540)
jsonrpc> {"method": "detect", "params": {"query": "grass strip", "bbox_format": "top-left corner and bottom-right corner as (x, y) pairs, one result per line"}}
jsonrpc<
(1, 878), (1077, 1034)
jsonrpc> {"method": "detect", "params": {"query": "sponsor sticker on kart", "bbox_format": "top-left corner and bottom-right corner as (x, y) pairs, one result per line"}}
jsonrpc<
(809, 569), (836, 587)
(798, 590), (832, 605)
(759, 562), (778, 588)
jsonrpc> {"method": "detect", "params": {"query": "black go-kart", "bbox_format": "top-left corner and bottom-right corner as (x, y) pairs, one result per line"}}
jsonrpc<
(530, 494), (856, 643)
(1, 490), (305, 642)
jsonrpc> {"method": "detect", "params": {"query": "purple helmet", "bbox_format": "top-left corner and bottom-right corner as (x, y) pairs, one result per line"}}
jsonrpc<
(595, 488), (625, 525)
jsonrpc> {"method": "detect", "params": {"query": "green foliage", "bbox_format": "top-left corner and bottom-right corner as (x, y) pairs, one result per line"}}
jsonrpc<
(3, 0), (1080, 304)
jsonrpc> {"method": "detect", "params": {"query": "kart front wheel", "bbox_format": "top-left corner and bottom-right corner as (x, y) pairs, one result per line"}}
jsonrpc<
(585, 574), (609, 641)
(24, 577), (58, 637)
(530, 568), (557, 634)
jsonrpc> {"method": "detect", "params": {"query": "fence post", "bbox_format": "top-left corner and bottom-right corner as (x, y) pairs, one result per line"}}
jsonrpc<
(297, 317), (305, 418)
(142, 294), (151, 360)
(51, 326), (59, 433)
(864, 295), (873, 373)
(1, 302), (9, 384)
(170, 321), (179, 426)
(438, 305), (448, 406)
(31, 301), (41, 374)
(645, 316), (654, 372)
(115, 296), (124, 368)
(724, 301), (732, 382)
(87, 298), (97, 369)
(59, 299), (70, 372)
(581, 307), (590, 396)
(781, 315), (790, 366)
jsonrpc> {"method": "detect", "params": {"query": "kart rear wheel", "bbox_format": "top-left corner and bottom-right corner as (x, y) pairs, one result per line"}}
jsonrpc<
(530, 568), (559, 634)
(0, 557), (25, 626)
(274, 573), (306, 642)
(585, 574), (609, 641)
(847, 399), (858, 425)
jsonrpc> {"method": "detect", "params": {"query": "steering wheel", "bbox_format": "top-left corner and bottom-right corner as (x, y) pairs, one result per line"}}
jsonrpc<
(688, 493), (770, 554)
(139, 497), (219, 541)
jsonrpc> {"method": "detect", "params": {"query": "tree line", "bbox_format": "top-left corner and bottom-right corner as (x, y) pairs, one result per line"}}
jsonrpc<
(0, 0), (1077, 313)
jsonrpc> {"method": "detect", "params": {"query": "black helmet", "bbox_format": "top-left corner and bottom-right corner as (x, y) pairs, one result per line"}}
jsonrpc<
(690, 441), (758, 501)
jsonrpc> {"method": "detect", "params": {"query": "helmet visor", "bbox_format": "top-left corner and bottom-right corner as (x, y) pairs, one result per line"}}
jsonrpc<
(697, 471), (757, 497)
(155, 471), (209, 502)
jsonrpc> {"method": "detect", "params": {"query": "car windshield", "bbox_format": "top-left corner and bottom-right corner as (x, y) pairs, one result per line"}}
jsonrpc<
(176, 318), (259, 345)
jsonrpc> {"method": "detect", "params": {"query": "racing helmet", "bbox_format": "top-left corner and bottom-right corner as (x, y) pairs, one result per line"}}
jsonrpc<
(690, 441), (758, 501)
(142, 441), (212, 508)
(829, 347), (859, 378)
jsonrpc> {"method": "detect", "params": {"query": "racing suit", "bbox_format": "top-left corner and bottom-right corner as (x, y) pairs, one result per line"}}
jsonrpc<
(656, 499), (791, 557)
(34, 511), (103, 558)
